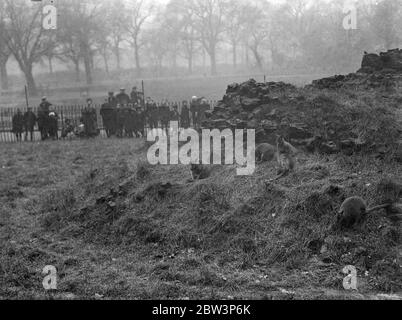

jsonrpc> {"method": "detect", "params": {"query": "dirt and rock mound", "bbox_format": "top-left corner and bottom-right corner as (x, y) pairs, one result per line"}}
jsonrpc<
(312, 49), (402, 90)
(203, 50), (402, 158)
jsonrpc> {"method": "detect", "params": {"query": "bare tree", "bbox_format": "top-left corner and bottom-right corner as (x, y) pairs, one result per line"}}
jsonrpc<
(103, 0), (127, 71)
(241, 1), (269, 71)
(0, 5), (10, 90)
(224, 0), (244, 69)
(58, 0), (102, 85)
(165, 0), (200, 74)
(2, 0), (53, 95)
(125, 0), (154, 76)
(41, 37), (58, 75)
(57, 31), (82, 82)
(188, 0), (228, 75)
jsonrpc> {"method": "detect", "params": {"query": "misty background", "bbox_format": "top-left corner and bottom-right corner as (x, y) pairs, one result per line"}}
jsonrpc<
(0, 0), (401, 100)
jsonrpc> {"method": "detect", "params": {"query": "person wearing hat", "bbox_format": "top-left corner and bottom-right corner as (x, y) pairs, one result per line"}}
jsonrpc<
(108, 91), (117, 108)
(23, 107), (37, 141)
(38, 96), (52, 140)
(116, 88), (130, 106)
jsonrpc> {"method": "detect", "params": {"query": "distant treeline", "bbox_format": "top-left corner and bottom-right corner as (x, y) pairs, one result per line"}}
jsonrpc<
(0, 0), (401, 96)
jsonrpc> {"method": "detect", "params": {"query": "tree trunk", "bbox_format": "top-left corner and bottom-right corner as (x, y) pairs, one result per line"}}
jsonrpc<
(232, 42), (237, 69)
(48, 56), (53, 75)
(251, 47), (263, 71)
(74, 60), (80, 82)
(115, 46), (120, 70)
(172, 48), (177, 75)
(84, 54), (92, 85)
(134, 41), (141, 76)
(103, 51), (109, 74)
(0, 59), (9, 90)
(81, 42), (92, 85)
(188, 54), (193, 75)
(245, 44), (249, 66)
(24, 66), (37, 96)
(209, 47), (217, 76)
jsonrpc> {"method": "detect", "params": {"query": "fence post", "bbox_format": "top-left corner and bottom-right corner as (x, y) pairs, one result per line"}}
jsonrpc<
(0, 108), (4, 143)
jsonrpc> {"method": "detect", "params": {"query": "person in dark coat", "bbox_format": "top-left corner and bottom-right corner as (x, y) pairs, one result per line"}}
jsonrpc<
(123, 104), (135, 138)
(38, 96), (51, 140)
(145, 98), (158, 130)
(160, 100), (170, 135)
(116, 88), (131, 106)
(108, 91), (117, 107)
(81, 98), (98, 137)
(170, 104), (180, 135)
(198, 98), (210, 127)
(115, 104), (125, 138)
(100, 98), (116, 138)
(180, 101), (190, 129)
(136, 106), (145, 138)
(190, 96), (200, 128)
(23, 107), (37, 141)
(130, 87), (139, 104)
(170, 104), (180, 122)
(12, 109), (24, 142)
(47, 109), (59, 140)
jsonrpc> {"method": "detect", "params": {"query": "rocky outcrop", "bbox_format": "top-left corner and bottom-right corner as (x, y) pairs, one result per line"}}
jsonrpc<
(202, 50), (402, 156)
(359, 49), (402, 73)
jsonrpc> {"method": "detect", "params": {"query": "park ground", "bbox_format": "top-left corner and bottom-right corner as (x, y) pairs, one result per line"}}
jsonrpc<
(0, 138), (401, 300)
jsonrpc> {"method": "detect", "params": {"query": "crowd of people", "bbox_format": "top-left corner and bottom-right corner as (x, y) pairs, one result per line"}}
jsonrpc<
(10, 86), (212, 141)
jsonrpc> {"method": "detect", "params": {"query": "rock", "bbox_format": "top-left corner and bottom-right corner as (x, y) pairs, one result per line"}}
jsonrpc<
(360, 53), (384, 71)
(241, 97), (262, 112)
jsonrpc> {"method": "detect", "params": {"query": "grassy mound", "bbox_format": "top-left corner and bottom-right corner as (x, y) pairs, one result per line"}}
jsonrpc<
(38, 150), (402, 293)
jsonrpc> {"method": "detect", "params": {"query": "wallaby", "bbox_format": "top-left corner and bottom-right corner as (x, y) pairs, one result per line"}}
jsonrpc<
(266, 136), (299, 181)
(190, 164), (213, 181)
(337, 196), (392, 229)
(254, 143), (277, 163)
(276, 136), (298, 171)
